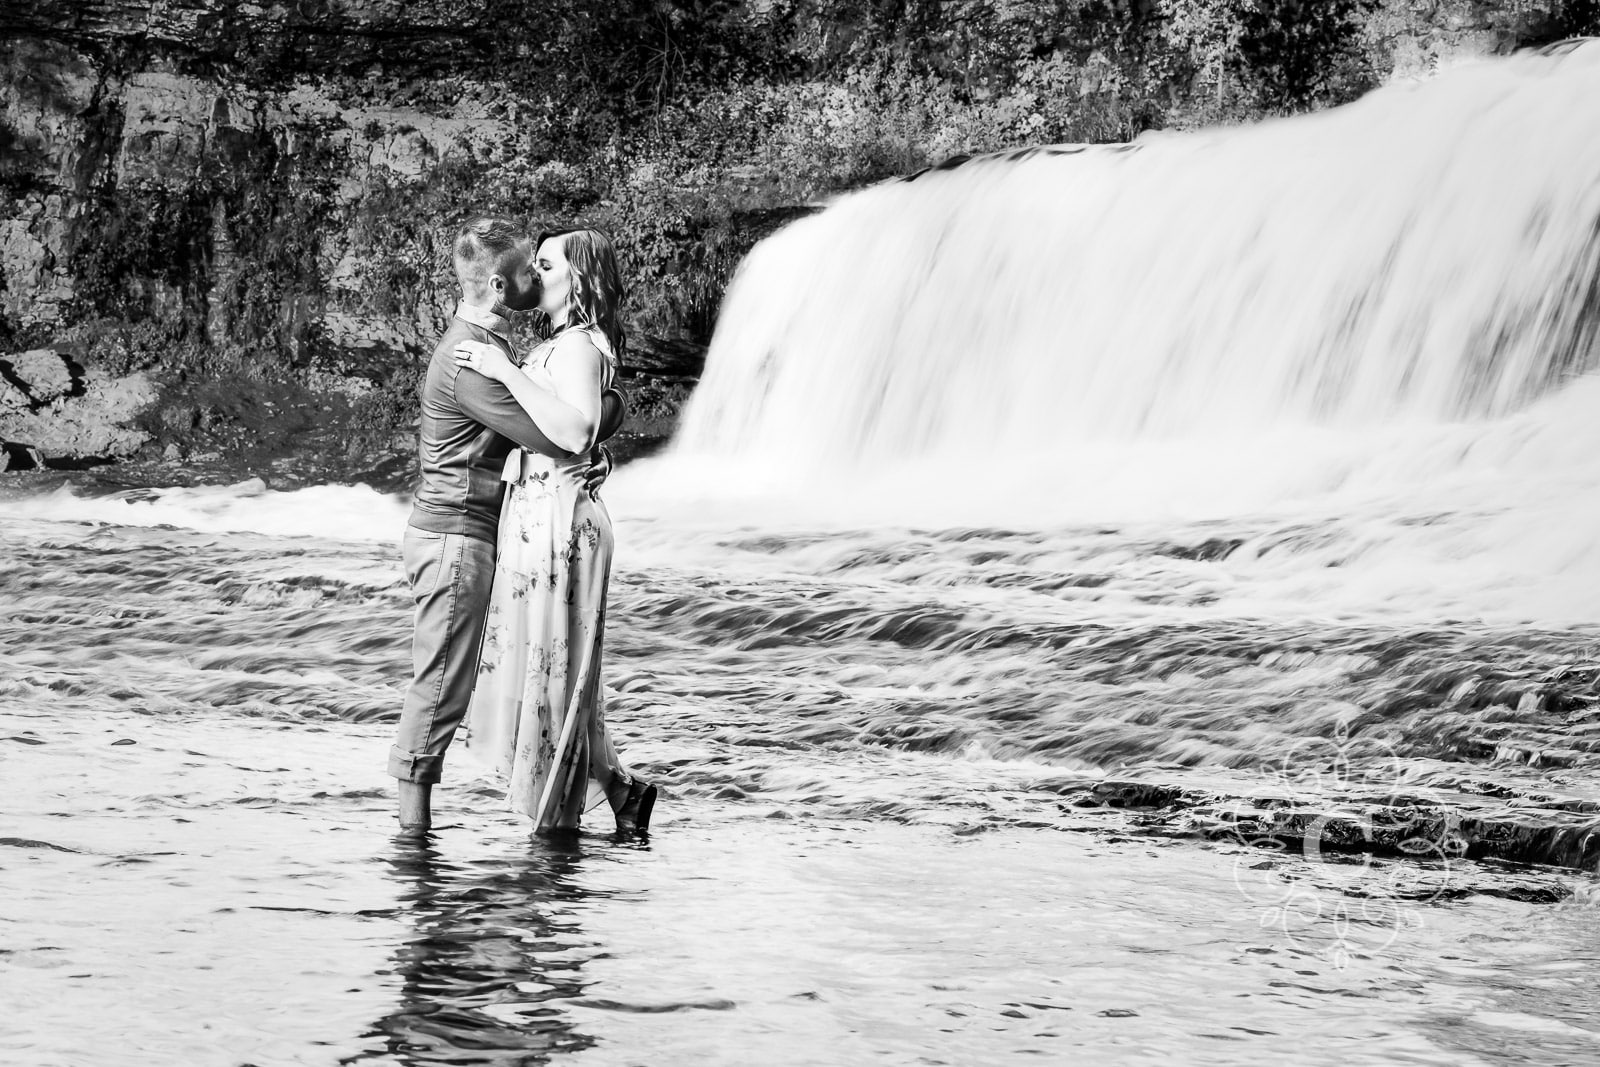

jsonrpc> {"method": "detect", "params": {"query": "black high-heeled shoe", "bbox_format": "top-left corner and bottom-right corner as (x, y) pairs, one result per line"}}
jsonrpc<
(616, 777), (658, 835)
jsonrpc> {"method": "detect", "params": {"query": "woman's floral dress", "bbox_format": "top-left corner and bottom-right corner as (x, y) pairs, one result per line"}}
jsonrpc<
(462, 326), (632, 829)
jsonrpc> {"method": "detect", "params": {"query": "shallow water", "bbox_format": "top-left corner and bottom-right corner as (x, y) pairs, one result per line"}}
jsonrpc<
(3, 498), (1599, 1065)
(12, 38), (1600, 1065)
(6, 702), (1600, 1067)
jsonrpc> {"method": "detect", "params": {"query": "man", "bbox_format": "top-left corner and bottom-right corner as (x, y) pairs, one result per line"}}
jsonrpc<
(389, 215), (625, 834)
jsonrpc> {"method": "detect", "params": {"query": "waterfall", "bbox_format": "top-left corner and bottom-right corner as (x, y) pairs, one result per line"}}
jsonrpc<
(677, 44), (1600, 480)
(13, 45), (1600, 623)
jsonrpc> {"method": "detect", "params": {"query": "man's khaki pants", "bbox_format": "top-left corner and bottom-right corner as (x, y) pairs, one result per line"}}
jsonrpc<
(387, 526), (498, 784)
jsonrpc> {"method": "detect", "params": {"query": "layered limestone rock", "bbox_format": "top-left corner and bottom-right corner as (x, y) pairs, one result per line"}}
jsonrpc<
(1, 32), (511, 339)
(0, 2), (530, 468)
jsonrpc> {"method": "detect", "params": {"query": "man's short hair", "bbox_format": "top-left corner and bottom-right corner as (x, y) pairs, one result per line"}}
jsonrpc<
(453, 216), (527, 287)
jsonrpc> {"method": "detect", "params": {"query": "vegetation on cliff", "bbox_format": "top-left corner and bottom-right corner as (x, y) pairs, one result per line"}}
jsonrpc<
(1, 0), (1597, 481)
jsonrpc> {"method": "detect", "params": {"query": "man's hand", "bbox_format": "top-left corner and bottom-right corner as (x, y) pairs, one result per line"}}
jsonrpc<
(583, 445), (614, 495)
(598, 387), (627, 443)
(453, 340), (516, 382)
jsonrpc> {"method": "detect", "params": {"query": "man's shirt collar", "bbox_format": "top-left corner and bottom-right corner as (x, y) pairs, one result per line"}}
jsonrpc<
(454, 300), (512, 341)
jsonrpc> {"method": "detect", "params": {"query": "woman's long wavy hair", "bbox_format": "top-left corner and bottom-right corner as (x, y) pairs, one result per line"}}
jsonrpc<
(535, 228), (626, 370)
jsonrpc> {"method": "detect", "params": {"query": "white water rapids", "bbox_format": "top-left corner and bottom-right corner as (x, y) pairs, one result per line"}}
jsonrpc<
(6, 43), (1600, 1067)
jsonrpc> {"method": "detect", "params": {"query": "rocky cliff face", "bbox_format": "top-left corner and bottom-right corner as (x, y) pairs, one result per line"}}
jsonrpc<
(0, 0), (667, 480)
(1, 0), (1590, 482)
(3, 1), (513, 323)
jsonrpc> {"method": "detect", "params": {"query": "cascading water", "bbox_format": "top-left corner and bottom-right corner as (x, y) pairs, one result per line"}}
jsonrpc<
(640, 41), (1600, 624)
(681, 43), (1600, 464)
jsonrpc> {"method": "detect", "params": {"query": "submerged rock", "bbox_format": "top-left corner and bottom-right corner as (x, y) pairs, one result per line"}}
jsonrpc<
(1076, 775), (1600, 875)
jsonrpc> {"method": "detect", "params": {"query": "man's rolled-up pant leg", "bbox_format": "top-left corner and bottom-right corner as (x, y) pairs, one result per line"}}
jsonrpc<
(388, 526), (498, 784)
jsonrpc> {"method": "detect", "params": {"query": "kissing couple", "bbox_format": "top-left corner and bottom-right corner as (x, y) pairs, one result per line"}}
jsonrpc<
(386, 216), (657, 839)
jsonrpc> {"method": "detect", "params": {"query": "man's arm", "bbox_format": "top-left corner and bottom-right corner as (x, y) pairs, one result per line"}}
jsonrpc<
(453, 370), (573, 458)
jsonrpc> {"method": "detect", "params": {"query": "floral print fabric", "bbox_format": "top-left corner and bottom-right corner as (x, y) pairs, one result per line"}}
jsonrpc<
(461, 329), (629, 829)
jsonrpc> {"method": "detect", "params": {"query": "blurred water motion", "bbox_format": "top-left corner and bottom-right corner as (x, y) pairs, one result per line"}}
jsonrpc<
(4, 679), (1599, 1066)
(687, 44), (1600, 457)
(666, 42), (1600, 626)
(9, 41), (1600, 1065)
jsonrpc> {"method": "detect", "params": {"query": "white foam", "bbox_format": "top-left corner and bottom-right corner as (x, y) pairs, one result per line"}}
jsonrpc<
(2, 479), (410, 542)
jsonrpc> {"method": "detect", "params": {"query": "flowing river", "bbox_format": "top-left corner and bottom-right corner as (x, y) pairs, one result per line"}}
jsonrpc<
(6, 41), (1600, 1067)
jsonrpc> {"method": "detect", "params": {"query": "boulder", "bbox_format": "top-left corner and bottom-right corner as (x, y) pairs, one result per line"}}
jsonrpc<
(0, 376), (30, 412)
(0, 348), (75, 403)
(0, 369), (156, 462)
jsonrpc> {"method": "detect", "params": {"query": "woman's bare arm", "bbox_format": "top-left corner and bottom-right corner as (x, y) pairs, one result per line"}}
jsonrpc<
(454, 332), (604, 454)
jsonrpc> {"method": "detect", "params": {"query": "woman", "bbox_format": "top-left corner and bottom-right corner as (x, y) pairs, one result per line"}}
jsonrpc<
(451, 228), (656, 836)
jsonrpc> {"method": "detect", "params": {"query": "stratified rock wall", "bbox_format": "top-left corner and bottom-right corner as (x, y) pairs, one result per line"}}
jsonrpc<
(2, 1), (513, 339)
(1, 0), (1589, 476)
(0, 1), (541, 469)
